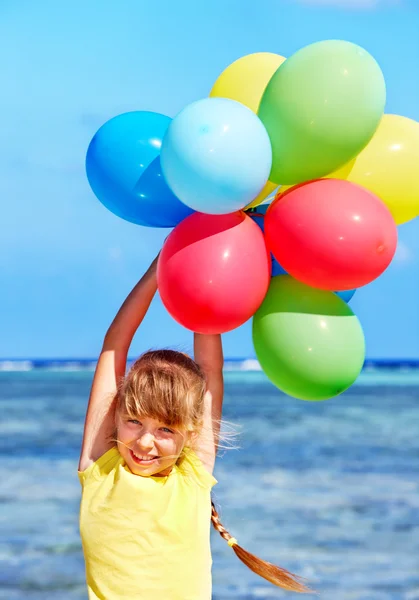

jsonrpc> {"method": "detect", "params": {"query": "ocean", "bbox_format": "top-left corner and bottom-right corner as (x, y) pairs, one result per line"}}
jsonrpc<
(1, 362), (418, 600)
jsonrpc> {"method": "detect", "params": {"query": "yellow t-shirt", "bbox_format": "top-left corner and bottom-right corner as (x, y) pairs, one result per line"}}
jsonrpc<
(78, 446), (217, 600)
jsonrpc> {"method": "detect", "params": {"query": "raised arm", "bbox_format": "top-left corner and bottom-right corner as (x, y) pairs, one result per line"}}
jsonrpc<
(78, 256), (158, 472)
(193, 333), (224, 474)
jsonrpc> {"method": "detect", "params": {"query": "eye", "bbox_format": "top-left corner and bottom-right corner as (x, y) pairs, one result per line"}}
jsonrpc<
(128, 419), (141, 425)
(160, 427), (174, 434)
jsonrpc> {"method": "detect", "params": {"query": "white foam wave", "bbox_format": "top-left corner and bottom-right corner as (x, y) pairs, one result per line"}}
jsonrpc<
(0, 360), (33, 372)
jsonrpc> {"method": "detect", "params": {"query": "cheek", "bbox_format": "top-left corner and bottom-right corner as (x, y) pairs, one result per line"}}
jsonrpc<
(116, 424), (132, 442)
(158, 437), (183, 457)
(173, 436), (186, 455)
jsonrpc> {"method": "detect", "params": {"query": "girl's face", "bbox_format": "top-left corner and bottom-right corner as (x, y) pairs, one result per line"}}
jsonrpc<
(115, 412), (189, 477)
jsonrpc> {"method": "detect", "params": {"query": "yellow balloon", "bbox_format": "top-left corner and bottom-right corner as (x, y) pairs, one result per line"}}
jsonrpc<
(245, 180), (277, 209)
(275, 160), (356, 197)
(210, 52), (286, 114)
(341, 114), (419, 225)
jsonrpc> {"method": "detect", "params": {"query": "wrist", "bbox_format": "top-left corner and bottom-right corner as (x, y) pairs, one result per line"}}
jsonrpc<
(147, 255), (159, 276)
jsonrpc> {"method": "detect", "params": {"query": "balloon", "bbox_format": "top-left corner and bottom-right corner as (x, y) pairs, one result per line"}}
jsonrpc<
(209, 53), (284, 211)
(249, 204), (287, 276)
(252, 276), (365, 401)
(86, 111), (193, 227)
(209, 52), (286, 114)
(157, 212), (270, 334)
(343, 115), (419, 225)
(160, 98), (272, 215)
(265, 179), (397, 290)
(335, 289), (356, 303)
(258, 40), (386, 185)
(277, 159), (356, 197)
(251, 206), (359, 296)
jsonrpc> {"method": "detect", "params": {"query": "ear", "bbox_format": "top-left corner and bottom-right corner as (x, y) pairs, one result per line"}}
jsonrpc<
(186, 430), (199, 448)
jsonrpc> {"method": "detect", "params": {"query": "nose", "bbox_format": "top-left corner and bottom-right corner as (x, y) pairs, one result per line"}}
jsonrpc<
(137, 432), (154, 451)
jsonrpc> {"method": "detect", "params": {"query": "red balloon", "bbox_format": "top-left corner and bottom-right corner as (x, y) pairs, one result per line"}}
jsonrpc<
(265, 179), (398, 290)
(157, 212), (271, 333)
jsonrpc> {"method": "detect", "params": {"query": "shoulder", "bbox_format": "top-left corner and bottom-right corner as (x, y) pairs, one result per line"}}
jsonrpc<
(78, 446), (121, 486)
(177, 448), (217, 489)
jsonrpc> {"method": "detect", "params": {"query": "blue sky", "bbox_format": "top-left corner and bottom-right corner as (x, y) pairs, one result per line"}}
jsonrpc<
(1, 0), (418, 359)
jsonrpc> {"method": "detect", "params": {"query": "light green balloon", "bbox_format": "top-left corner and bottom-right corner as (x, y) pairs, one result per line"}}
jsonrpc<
(252, 276), (365, 401)
(258, 40), (386, 185)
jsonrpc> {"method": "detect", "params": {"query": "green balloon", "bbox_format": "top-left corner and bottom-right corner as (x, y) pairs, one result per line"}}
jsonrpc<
(252, 276), (365, 401)
(258, 40), (386, 185)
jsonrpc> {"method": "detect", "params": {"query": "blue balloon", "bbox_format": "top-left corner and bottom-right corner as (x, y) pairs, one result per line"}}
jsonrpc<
(86, 111), (193, 227)
(249, 204), (287, 277)
(161, 98), (272, 215)
(335, 289), (356, 303)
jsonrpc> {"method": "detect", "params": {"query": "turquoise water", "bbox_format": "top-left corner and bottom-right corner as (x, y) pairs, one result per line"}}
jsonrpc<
(0, 369), (418, 599)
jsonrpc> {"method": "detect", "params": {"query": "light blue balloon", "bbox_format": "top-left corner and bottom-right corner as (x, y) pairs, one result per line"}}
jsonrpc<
(249, 204), (287, 277)
(335, 289), (356, 303)
(161, 98), (272, 215)
(86, 111), (193, 227)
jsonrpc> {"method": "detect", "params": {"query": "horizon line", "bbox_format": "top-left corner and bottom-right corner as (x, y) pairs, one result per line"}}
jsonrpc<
(1, 357), (419, 364)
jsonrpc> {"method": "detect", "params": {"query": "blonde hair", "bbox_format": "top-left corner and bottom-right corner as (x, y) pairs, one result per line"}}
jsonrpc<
(116, 349), (206, 432)
(116, 349), (313, 594)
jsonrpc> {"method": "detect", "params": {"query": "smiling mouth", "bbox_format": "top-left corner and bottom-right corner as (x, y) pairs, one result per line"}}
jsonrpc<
(130, 449), (160, 465)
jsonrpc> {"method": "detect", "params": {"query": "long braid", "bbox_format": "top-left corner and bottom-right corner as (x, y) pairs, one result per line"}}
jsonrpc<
(211, 501), (314, 594)
(211, 500), (234, 544)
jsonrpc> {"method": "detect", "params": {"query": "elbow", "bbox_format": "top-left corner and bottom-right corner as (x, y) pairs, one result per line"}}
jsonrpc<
(102, 327), (130, 352)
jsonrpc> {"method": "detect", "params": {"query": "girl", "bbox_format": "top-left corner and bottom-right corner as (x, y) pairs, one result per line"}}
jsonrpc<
(78, 255), (312, 599)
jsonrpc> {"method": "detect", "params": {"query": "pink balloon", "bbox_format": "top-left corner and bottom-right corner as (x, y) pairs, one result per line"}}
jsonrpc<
(157, 212), (271, 333)
(265, 179), (398, 290)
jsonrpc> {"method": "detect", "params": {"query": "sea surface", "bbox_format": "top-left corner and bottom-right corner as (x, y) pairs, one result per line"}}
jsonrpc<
(1, 364), (418, 600)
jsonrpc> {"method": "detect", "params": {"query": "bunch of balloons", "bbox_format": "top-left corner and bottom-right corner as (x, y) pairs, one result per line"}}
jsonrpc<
(86, 40), (419, 401)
